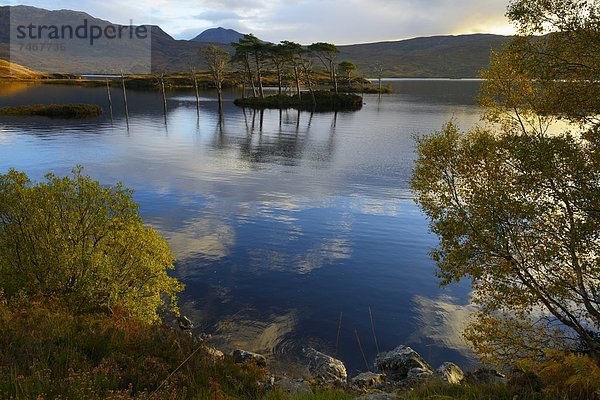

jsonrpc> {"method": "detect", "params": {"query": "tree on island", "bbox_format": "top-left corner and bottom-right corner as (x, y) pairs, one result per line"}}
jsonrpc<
(309, 42), (341, 93)
(231, 41), (257, 98)
(232, 34), (266, 99)
(298, 47), (317, 105)
(412, 0), (600, 369)
(338, 61), (357, 87)
(201, 44), (230, 110)
(264, 43), (288, 96)
(372, 61), (384, 94)
(280, 41), (304, 98)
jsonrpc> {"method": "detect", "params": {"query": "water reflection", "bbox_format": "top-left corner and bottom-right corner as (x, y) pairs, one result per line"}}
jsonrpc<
(0, 80), (483, 372)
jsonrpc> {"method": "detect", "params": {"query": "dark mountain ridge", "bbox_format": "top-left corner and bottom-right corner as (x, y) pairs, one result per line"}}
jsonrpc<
(192, 27), (245, 44)
(0, 5), (510, 77)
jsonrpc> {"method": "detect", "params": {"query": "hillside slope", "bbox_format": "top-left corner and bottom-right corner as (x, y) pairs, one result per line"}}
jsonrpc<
(0, 59), (42, 78)
(339, 34), (510, 78)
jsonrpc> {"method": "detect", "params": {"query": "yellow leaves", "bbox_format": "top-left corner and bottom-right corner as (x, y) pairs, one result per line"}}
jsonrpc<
(0, 168), (182, 324)
(523, 350), (600, 399)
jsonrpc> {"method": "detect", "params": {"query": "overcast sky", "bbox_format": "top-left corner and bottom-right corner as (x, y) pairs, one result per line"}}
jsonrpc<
(5, 0), (516, 44)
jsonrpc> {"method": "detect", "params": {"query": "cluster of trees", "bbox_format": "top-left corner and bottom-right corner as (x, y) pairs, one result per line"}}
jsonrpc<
(412, 0), (599, 369)
(201, 35), (360, 108)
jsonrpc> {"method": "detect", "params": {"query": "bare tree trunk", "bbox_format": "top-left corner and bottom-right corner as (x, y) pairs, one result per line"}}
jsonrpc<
(303, 67), (316, 105)
(255, 53), (264, 99)
(245, 58), (257, 97)
(331, 61), (338, 94)
(217, 84), (223, 112)
(293, 65), (302, 99)
(276, 66), (282, 96)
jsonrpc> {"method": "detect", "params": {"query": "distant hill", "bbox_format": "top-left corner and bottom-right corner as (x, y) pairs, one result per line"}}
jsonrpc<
(0, 59), (42, 78)
(192, 27), (244, 44)
(0, 6), (511, 77)
(340, 34), (511, 78)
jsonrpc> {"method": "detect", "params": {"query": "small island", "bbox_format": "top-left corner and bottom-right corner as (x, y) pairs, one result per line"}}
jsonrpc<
(199, 37), (381, 112)
(233, 92), (363, 112)
(0, 104), (102, 119)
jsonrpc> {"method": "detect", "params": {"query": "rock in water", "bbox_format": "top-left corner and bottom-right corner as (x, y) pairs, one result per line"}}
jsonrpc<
(375, 345), (432, 381)
(304, 347), (347, 383)
(351, 372), (385, 388)
(232, 349), (267, 367)
(435, 362), (464, 384)
(178, 316), (194, 331)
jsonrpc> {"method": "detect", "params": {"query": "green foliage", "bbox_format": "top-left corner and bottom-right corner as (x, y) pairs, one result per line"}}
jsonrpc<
(0, 103), (102, 118)
(0, 167), (182, 323)
(0, 300), (267, 399)
(412, 122), (600, 363)
(412, 0), (600, 370)
(338, 61), (358, 86)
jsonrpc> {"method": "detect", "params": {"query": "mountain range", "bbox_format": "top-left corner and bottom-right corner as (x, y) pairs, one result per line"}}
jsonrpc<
(0, 5), (511, 77)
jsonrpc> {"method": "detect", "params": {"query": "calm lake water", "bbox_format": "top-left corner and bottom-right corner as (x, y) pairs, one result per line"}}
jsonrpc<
(0, 79), (482, 374)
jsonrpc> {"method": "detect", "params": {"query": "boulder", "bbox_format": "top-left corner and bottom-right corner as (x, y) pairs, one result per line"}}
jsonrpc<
(232, 349), (267, 367)
(406, 367), (433, 381)
(435, 362), (464, 384)
(351, 372), (385, 388)
(466, 368), (507, 384)
(375, 345), (432, 381)
(304, 347), (347, 383)
(274, 377), (312, 396)
(178, 315), (194, 331)
(205, 347), (224, 360)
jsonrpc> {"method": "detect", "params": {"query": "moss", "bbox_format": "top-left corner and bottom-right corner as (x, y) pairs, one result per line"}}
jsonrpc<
(234, 91), (363, 112)
(0, 104), (103, 119)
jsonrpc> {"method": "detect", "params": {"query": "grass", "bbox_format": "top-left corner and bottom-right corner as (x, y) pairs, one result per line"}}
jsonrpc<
(234, 91), (363, 112)
(0, 104), (103, 119)
(0, 298), (593, 400)
(0, 299), (267, 399)
(266, 388), (355, 400)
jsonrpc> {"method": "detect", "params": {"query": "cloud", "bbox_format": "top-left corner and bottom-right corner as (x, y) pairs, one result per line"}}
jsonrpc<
(194, 10), (242, 23)
(15, 0), (515, 44)
(408, 294), (477, 357)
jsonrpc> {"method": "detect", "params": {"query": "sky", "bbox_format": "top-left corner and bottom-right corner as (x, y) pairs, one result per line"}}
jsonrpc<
(4, 0), (516, 44)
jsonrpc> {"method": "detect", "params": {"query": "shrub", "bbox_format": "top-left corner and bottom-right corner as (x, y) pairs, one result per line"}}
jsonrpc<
(0, 167), (182, 323)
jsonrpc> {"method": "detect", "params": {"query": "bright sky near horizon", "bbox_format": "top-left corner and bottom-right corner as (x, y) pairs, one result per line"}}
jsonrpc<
(4, 0), (516, 44)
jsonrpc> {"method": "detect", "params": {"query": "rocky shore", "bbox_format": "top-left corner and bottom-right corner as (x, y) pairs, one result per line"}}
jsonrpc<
(178, 316), (507, 399)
